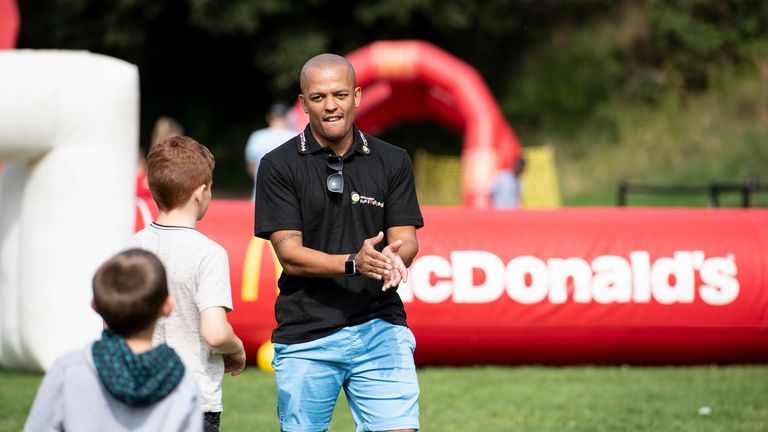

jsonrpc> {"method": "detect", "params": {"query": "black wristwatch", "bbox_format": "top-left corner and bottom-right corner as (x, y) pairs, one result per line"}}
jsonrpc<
(345, 253), (357, 276)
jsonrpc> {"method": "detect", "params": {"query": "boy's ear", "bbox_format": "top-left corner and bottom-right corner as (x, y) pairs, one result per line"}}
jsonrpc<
(161, 296), (175, 317)
(91, 299), (109, 330)
(193, 184), (206, 201)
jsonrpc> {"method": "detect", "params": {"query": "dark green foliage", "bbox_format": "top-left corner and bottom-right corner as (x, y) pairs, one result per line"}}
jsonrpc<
(645, 0), (768, 90)
(14, 1), (768, 193)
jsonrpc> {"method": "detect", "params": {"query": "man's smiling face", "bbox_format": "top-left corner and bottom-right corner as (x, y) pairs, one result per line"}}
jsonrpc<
(299, 63), (361, 147)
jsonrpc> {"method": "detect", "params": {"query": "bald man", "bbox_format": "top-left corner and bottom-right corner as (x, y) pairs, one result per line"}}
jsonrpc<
(254, 54), (423, 432)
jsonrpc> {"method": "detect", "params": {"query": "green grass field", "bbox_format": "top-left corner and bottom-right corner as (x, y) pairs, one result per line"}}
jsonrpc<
(3, 364), (767, 431)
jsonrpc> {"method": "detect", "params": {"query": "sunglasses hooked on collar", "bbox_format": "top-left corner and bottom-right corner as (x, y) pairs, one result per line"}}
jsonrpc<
(326, 155), (344, 193)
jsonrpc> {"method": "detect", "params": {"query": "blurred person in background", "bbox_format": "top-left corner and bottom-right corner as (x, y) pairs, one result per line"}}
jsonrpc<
(138, 116), (185, 200)
(244, 102), (295, 200)
(492, 156), (526, 209)
(151, 116), (185, 146)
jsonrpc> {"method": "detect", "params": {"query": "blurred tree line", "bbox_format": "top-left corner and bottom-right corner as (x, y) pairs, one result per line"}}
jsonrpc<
(17, 0), (768, 193)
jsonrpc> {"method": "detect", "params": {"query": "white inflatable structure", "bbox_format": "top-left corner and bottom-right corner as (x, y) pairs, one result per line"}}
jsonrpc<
(0, 51), (138, 371)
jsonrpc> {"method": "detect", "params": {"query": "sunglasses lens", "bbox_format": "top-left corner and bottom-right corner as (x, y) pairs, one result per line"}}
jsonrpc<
(327, 157), (343, 171)
(327, 173), (343, 193)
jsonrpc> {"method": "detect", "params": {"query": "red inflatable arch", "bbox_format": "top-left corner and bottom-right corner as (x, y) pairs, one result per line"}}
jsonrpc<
(291, 40), (522, 209)
(0, 0), (20, 50)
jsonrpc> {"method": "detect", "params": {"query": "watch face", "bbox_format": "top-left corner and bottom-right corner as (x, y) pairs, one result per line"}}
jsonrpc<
(345, 256), (355, 275)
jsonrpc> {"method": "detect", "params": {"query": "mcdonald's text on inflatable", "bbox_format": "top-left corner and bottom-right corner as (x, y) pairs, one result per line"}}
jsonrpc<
(183, 200), (768, 366)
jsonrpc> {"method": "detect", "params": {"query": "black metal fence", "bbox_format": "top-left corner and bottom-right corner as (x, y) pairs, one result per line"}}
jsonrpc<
(617, 177), (764, 208)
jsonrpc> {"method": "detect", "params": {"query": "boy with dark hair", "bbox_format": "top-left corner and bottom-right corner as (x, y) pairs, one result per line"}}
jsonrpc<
(25, 249), (202, 431)
(132, 135), (245, 432)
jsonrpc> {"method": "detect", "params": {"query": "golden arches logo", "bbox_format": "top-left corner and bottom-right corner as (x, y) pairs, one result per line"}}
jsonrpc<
(241, 237), (282, 302)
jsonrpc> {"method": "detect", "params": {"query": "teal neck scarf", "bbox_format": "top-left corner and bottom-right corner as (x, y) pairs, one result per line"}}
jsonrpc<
(92, 330), (185, 406)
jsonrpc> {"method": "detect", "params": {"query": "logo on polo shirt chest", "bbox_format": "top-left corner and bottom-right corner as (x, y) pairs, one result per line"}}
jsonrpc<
(351, 191), (384, 208)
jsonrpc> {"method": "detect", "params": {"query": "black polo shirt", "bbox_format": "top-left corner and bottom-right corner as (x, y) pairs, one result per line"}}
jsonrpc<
(254, 124), (424, 344)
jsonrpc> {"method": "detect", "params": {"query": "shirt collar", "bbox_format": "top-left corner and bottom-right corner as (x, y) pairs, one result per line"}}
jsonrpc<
(297, 124), (373, 156)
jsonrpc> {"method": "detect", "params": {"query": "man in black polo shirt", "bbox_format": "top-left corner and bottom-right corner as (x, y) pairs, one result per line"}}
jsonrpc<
(254, 54), (423, 432)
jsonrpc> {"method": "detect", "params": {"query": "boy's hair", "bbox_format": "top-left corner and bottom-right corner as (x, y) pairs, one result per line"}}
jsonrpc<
(92, 249), (168, 337)
(147, 135), (215, 212)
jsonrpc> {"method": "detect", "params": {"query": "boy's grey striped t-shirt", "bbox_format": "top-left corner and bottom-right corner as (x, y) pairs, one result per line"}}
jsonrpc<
(131, 222), (233, 412)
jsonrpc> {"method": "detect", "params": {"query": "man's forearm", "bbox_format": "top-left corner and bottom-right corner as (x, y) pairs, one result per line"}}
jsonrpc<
(277, 246), (348, 277)
(272, 230), (394, 279)
(396, 238), (419, 267)
(271, 231), (346, 277)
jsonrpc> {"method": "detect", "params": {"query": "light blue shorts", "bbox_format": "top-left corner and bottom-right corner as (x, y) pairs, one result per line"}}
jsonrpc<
(273, 319), (420, 432)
